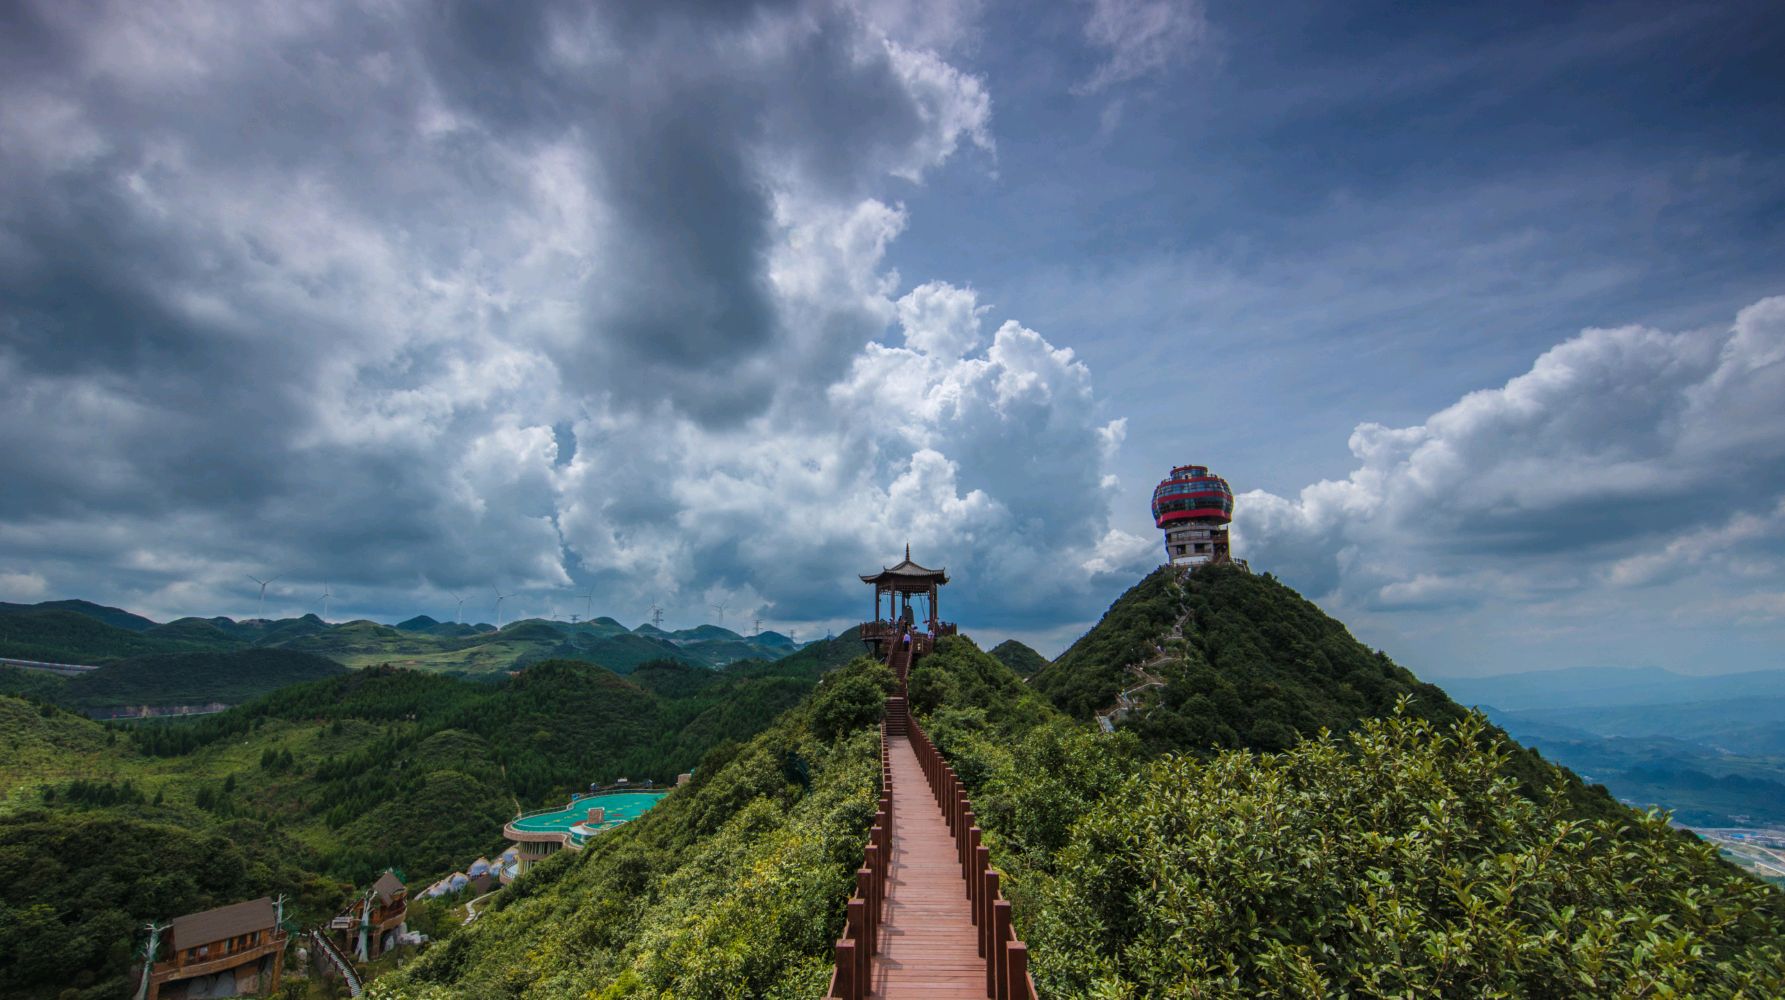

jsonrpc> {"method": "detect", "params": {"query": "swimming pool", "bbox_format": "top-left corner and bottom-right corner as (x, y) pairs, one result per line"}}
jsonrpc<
(508, 790), (670, 846)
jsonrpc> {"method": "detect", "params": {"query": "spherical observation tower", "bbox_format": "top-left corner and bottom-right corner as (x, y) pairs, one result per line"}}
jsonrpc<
(1151, 464), (1234, 567)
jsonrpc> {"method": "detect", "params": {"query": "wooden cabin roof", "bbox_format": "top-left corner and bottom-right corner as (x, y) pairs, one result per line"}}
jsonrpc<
(372, 870), (406, 905)
(170, 897), (276, 948)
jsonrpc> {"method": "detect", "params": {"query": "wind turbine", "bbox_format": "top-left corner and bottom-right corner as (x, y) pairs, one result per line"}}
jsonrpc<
(247, 575), (278, 620)
(450, 592), (466, 624)
(710, 602), (727, 629)
(320, 583), (333, 622)
(579, 588), (595, 624)
(493, 586), (513, 629)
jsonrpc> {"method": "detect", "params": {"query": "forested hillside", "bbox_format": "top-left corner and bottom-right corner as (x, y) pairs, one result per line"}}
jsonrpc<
(916, 634), (1785, 996)
(53, 648), (348, 713)
(0, 651), (837, 1000)
(988, 638), (1049, 676)
(368, 656), (897, 998)
(1031, 563), (1607, 815)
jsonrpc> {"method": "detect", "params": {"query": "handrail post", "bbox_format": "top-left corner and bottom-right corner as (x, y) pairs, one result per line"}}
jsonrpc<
(985, 867), (999, 971)
(1008, 942), (1028, 1000)
(847, 899), (867, 992)
(992, 900), (1012, 999)
(834, 939), (856, 1000)
(857, 867), (876, 952)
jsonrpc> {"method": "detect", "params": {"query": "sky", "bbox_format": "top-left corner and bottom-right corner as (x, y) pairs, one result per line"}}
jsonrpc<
(1, 0), (1782, 676)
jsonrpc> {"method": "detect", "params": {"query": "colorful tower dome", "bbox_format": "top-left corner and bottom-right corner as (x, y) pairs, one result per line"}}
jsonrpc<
(1151, 464), (1233, 567)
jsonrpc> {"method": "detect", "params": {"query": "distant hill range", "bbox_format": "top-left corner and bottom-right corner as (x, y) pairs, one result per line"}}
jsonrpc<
(0, 597), (820, 714)
(1435, 665), (1785, 828)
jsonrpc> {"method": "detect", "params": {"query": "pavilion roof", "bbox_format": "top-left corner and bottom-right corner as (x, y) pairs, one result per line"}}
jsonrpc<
(170, 897), (276, 948)
(860, 546), (948, 586)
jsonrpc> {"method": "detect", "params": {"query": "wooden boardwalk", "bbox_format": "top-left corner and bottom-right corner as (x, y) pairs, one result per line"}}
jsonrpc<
(871, 733), (986, 998)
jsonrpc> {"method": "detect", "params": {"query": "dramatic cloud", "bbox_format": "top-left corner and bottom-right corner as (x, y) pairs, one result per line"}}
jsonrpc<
(1238, 297), (1785, 635)
(0, 0), (1142, 633)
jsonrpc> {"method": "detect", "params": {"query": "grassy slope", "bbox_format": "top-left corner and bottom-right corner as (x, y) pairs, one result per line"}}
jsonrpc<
(0, 696), (122, 812)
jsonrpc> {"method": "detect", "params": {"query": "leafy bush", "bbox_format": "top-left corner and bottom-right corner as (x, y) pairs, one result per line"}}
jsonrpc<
(808, 658), (895, 737)
(1023, 707), (1785, 997)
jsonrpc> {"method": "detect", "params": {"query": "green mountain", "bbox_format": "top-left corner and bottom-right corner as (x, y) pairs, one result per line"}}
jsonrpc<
(0, 609), (233, 663)
(0, 599), (156, 632)
(0, 601), (811, 687)
(988, 638), (1049, 676)
(55, 649), (349, 714)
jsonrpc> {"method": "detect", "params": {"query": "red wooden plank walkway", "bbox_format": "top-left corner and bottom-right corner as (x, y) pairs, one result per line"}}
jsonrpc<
(871, 733), (986, 998)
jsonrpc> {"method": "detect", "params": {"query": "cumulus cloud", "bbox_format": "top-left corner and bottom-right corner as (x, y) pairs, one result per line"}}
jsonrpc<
(0, 0), (1139, 632)
(1074, 0), (1210, 95)
(1238, 297), (1785, 628)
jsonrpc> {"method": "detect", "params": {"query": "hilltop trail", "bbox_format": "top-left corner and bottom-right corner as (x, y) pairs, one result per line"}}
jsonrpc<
(870, 733), (984, 998)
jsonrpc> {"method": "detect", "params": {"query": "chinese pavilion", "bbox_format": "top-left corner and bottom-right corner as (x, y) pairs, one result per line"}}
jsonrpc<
(860, 545), (954, 658)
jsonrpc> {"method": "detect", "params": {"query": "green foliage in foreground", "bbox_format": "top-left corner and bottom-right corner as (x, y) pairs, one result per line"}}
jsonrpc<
(0, 811), (340, 1000)
(368, 656), (895, 999)
(1026, 709), (1785, 998)
(916, 637), (1785, 998)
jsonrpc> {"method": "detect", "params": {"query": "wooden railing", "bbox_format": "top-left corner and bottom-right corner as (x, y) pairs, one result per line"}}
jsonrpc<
(827, 712), (896, 1000)
(309, 927), (363, 997)
(907, 714), (1039, 1000)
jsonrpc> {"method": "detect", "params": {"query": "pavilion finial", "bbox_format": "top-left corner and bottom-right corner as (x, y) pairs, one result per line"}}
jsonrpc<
(905, 541), (910, 561)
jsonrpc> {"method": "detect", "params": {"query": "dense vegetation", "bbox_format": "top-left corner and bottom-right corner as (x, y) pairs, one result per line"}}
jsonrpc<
(54, 648), (348, 713)
(988, 638), (1049, 677)
(1025, 710), (1785, 996)
(0, 647), (845, 999)
(1032, 564), (1611, 817)
(0, 609), (222, 663)
(916, 631), (1785, 996)
(0, 811), (341, 1000)
(368, 656), (896, 998)
(12, 570), (1785, 997)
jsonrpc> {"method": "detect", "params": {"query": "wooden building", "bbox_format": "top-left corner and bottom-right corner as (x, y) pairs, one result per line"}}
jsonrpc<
(327, 869), (408, 962)
(142, 897), (285, 1000)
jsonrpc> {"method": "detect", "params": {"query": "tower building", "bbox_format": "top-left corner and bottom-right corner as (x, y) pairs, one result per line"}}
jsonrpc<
(1151, 464), (1234, 567)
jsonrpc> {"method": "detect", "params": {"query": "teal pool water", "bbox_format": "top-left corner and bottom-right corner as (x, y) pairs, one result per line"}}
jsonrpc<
(511, 790), (669, 837)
